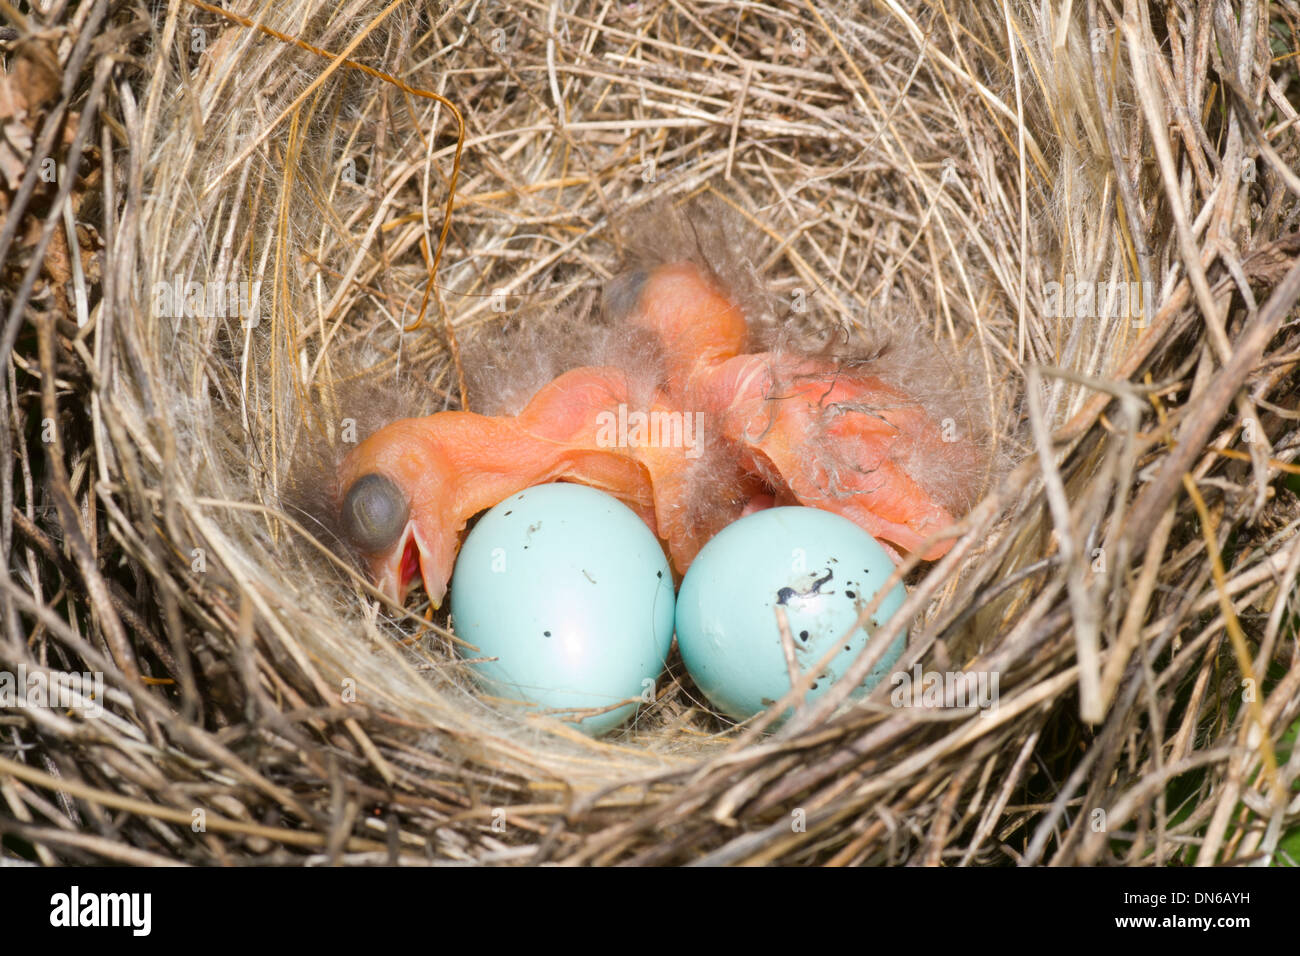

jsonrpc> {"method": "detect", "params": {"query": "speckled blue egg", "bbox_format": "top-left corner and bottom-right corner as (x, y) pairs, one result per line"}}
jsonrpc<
(675, 507), (907, 723)
(450, 483), (674, 736)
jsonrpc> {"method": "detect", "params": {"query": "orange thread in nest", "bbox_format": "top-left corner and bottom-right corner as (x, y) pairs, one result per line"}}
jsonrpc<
(184, 0), (469, 409)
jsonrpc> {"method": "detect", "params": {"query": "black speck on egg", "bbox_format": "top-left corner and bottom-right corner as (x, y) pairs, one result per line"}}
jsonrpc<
(543, 630), (551, 637)
(504, 510), (512, 516)
(798, 630), (809, 642)
(846, 590), (857, 599)
(810, 682), (819, 690)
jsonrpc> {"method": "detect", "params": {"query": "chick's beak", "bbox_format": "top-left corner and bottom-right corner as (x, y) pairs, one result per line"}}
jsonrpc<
(369, 519), (456, 610)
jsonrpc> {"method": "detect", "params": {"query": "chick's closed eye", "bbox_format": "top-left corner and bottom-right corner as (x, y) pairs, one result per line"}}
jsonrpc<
(341, 473), (409, 554)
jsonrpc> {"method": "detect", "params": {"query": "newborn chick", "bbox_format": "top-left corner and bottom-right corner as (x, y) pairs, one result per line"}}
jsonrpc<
(337, 367), (660, 607)
(616, 264), (971, 560)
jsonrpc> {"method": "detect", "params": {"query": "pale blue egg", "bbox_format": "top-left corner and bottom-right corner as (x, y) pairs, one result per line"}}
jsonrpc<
(675, 507), (907, 723)
(450, 483), (674, 736)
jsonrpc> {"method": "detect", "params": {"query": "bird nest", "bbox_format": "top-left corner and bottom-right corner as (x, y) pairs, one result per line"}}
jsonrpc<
(2, 0), (1299, 866)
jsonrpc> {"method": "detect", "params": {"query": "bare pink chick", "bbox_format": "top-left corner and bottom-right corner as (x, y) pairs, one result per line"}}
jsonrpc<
(622, 263), (970, 561)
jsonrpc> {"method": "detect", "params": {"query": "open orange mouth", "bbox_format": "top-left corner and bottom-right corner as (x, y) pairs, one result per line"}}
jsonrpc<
(372, 521), (450, 609)
(398, 535), (421, 594)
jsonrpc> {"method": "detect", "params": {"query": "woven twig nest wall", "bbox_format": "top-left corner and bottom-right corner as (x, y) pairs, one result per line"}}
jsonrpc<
(2, 0), (1299, 866)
